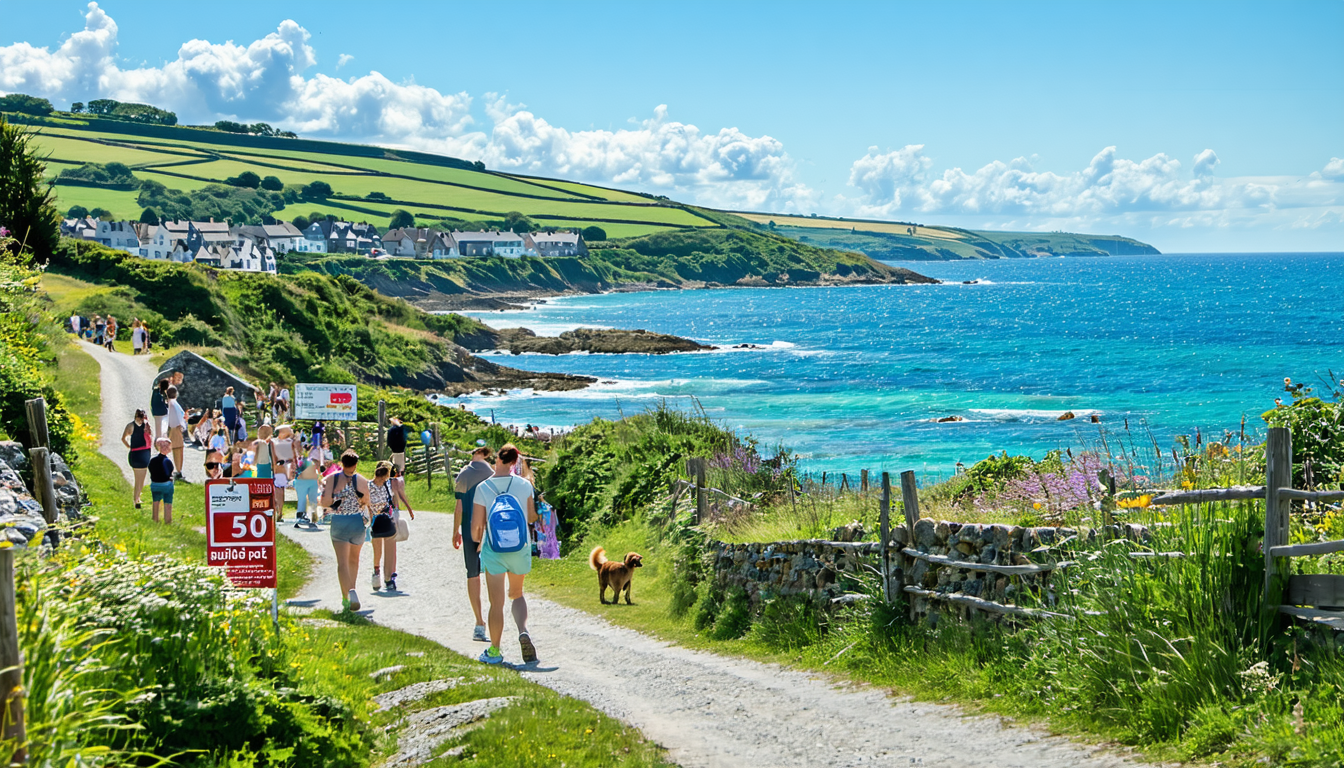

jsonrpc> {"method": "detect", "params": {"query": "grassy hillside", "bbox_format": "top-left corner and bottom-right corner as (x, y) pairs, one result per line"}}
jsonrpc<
(45, 238), (588, 394)
(9, 113), (725, 238)
(735, 212), (1160, 260)
(286, 228), (936, 308)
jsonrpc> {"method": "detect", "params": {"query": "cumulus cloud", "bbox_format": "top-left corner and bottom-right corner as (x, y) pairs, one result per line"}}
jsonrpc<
(336, 53), (353, 69)
(0, 3), (809, 210)
(1322, 157), (1344, 180)
(845, 144), (1341, 229)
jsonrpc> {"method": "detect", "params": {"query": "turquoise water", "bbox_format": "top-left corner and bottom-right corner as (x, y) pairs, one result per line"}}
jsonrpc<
(455, 253), (1344, 477)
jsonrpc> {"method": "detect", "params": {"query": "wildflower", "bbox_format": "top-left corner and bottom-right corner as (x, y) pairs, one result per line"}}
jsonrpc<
(1032, 502), (1042, 510)
(0, 227), (7, 237)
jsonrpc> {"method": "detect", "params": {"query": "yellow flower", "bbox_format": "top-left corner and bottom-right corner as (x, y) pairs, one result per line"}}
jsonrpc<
(1032, 502), (1042, 510)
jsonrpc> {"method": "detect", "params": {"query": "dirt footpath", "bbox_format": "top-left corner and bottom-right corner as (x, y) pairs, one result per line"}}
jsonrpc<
(88, 342), (1155, 768)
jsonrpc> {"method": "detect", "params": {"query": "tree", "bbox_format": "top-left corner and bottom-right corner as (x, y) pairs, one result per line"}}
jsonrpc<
(0, 118), (60, 259)
(503, 211), (538, 233)
(214, 120), (248, 134)
(88, 207), (114, 220)
(226, 170), (261, 188)
(388, 209), (415, 229)
(66, 205), (89, 219)
(0, 94), (54, 117)
(301, 180), (332, 199)
(472, 161), (486, 172)
(581, 226), (607, 242)
(139, 207), (159, 225)
(259, 175), (283, 191)
(367, 191), (389, 200)
(291, 215), (310, 231)
(70, 102), (85, 114)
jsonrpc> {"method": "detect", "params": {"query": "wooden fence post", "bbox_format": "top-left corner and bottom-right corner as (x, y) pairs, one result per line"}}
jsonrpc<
(840, 473), (849, 492)
(1264, 427), (1293, 613)
(879, 472), (891, 603)
(24, 397), (49, 449)
(694, 457), (707, 525)
(376, 400), (387, 461)
(427, 424), (440, 492)
(29, 447), (57, 524)
(900, 470), (921, 621)
(0, 549), (26, 763)
(861, 469), (869, 493)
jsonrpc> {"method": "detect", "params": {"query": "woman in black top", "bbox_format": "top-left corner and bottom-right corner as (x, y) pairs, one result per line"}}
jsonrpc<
(121, 408), (152, 509)
(148, 437), (175, 524)
(150, 377), (170, 439)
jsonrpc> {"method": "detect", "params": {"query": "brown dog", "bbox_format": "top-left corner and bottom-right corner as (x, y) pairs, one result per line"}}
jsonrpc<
(590, 546), (643, 605)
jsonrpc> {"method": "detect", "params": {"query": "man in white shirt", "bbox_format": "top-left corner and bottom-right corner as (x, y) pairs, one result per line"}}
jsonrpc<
(70, 314), (81, 335)
(166, 385), (188, 481)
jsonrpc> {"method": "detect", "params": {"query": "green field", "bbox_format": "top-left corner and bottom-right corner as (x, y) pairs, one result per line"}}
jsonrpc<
(18, 116), (721, 237)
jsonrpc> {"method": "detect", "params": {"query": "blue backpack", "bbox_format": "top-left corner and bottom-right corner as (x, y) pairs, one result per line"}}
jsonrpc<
(485, 477), (527, 553)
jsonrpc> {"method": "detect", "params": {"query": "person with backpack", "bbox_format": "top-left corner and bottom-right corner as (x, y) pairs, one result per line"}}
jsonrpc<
(471, 443), (539, 666)
(320, 449), (371, 612)
(454, 446), (494, 642)
(386, 418), (407, 473)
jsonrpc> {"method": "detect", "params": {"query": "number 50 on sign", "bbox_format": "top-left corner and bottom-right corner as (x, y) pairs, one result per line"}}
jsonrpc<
(206, 479), (277, 589)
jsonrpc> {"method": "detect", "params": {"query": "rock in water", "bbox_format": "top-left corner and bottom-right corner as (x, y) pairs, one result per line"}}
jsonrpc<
(1057, 411), (1076, 421)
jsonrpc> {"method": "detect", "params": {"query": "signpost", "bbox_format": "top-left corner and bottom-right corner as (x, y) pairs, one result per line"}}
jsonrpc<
(294, 383), (358, 421)
(206, 479), (279, 628)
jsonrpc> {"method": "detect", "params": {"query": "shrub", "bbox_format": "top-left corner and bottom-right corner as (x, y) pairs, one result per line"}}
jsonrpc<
(1262, 378), (1344, 485)
(691, 582), (722, 632)
(710, 587), (752, 640)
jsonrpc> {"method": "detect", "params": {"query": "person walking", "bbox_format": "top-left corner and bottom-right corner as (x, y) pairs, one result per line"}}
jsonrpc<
(275, 384), (290, 422)
(386, 417), (407, 473)
(130, 319), (145, 354)
(121, 409), (152, 509)
(471, 444), (539, 666)
(103, 316), (117, 351)
(148, 437), (175, 524)
(367, 461), (398, 592)
(221, 386), (239, 442)
(165, 385), (188, 481)
(92, 315), (105, 347)
(253, 424), (275, 480)
(271, 424), (300, 521)
(370, 463), (415, 592)
(320, 449), (370, 611)
(69, 313), (81, 336)
(293, 437), (326, 528)
(150, 377), (170, 439)
(454, 446), (494, 641)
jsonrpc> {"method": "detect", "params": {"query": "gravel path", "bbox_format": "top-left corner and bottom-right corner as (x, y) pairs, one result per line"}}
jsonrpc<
(86, 343), (1154, 768)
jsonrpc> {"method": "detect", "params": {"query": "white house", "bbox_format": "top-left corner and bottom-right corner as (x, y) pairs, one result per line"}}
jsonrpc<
(233, 223), (303, 253)
(382, 227), (459, 258)
(147, 220), (232, 261)
(223, 239), (277, 273)
(60, 217), (98, 240)
(525, 231), (588, 258)
(296, 221), (329, 253)
(452, 230), (531, 258)
(94, 220), (142, 254)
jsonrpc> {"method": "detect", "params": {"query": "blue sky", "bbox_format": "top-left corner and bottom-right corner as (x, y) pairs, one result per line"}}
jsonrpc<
(2, 0), (1340, 251)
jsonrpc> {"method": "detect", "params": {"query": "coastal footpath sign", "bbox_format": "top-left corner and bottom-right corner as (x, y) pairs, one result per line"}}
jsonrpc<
(206, 479), (277, 589)
(294, 383), (358, 421)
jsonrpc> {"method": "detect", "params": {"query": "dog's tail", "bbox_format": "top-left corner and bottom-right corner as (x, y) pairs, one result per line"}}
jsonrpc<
(589, 546), (607, 570)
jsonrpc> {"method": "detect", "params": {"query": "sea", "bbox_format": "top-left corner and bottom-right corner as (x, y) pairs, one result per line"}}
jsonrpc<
(449, 253), (1344, 479)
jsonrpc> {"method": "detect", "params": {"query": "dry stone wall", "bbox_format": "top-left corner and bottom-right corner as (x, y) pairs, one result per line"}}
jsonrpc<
(708, 518), (1151, 621)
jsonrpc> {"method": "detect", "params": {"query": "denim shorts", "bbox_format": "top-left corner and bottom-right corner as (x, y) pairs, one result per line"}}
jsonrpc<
(328, 513), (366, 545)
(150, 480), (174, 504)
(293, 478), (321, 515)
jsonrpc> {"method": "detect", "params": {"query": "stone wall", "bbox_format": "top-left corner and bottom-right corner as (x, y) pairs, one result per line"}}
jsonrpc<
(159, 351), (257, 411)
(707, 518), (1150, 621)
(0, 440), (84, 548)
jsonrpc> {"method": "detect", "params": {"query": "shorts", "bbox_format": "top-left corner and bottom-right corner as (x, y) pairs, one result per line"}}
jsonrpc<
(169, 426), (184, 449)
(481, 541), (532, 577)
(273, 473), (288, 489)
(391, 452), (405, 472)
(329, 513), (367, 546)
(294, 478), (320, 515)
(462, 518), (481, 579)
(128, 450), (150, 469)
(256, 462), (273, 479)
(150, 481), (174, 504)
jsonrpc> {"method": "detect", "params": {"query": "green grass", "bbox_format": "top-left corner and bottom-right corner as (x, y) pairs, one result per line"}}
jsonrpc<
(45, 185), (141, 218)
(32, 133), (200, 166)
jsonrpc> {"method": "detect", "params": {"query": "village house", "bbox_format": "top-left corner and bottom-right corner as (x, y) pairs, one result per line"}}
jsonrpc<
(525, 231), (588, 258)
(452, 230), (532, 258)
(92, 220), (142, 254)
(232, 222), (303, 253)
(59, 216), (99, 240)
(382, 227), (459, 258)
(297, 220), (329, 253)
(146, 219), (232, 261)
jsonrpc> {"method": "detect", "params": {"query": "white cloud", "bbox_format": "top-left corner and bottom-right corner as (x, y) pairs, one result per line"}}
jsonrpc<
(1322, 157), (1344, 180)
(0, 3), (809, 210)
(336, 53), (353, 69)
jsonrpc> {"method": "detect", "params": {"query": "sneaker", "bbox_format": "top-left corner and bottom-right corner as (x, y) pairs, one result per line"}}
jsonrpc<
(385, 574), (397, 592)
(478, 646), (503, 665)
(472, 625), (489, 642)
(371, 569), (381, 591)
(519, 632), (538, 665)
(347, 589), (360, 612)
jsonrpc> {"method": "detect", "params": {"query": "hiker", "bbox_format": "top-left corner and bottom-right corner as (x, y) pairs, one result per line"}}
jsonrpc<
(121, 408), (152, 509)
(104, 316), (117, 351)
(142, 321), (152, 352)
(320, 449), (371, 611)
(165, 385), (187, 481)
(472, 443), (539, 665)
(148, 437), (175, 524)
(221, 386), (240, 441)
(150, 378), (170, 439)
(93, 315), (105, 347)
(131, 319), (146, 354)
(371, 463), (415, 592)
(69, 313), (81, 336)
(271, 424), (301, 521)
(367, 461), (397, 592)
(253, 424), (275, 480)
(386, 417), (407, 473)
(454, 446), (494, 641)
(293, 437), (326, 528)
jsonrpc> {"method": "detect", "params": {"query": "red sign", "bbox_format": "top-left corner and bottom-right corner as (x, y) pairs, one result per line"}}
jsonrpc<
(206, 478), (277, 588)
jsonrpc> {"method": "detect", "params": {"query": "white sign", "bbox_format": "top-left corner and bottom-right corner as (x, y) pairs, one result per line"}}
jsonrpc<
(294, 383), (358, 421)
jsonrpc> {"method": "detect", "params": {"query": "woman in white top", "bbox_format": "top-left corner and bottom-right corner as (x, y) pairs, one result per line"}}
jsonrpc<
(130, 319), (146, 355)
(369, 462), (415, 593)
(271, 424), (300, 520)
(165, 385), (187, 481)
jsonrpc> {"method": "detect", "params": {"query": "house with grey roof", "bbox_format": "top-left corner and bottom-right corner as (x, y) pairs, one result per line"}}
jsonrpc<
(525, 231), (588, 258)
(452, 230), (532, 258)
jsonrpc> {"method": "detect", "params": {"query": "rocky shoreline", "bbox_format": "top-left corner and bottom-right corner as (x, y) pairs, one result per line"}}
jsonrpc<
(490, 327), (716, 355)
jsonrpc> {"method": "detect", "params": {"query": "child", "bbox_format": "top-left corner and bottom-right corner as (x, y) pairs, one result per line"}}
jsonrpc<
(148, 437), (175, 524)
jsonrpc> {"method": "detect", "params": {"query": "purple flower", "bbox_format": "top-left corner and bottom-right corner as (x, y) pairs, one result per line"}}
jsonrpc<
(0, 227), (8, 237)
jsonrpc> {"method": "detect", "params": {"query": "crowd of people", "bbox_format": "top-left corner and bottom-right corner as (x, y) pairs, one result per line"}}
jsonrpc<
(69, 312), (152, 354)
(116, 360), (560, 667)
